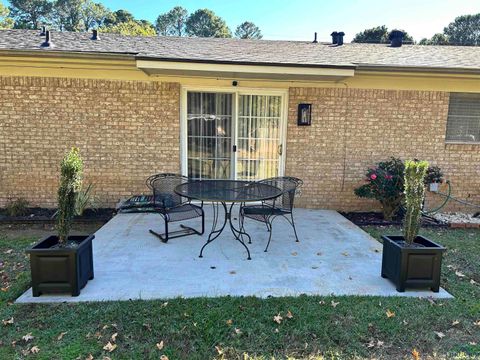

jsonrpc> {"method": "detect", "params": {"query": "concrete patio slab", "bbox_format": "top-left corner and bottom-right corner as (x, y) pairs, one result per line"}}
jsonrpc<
(17, 209), (452, 303)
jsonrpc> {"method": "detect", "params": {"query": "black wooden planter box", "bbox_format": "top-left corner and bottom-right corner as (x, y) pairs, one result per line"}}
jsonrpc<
(381, 235), (445, 292)
(26, 234), (94, 297)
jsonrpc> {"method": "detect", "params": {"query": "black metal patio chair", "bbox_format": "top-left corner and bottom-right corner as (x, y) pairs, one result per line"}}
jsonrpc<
(239, 176), (303, 252)
(147, 173), (204, 243)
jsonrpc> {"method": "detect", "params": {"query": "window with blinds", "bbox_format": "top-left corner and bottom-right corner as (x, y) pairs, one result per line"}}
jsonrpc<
(446, 93), (480, 143)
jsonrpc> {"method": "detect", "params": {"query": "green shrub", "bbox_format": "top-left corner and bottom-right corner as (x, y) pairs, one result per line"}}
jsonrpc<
(5, 198), (29, 217)
(74, 183), (96, 216)
(404, 160), (429, 244)
(57, 148), (83, 244)
(354, 157), (405, 221)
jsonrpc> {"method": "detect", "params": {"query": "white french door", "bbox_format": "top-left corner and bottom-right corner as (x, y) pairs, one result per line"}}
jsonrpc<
(182, 89), (286, 180)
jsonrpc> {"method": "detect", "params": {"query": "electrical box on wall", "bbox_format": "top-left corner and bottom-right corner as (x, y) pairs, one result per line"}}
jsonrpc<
(297, 104), (312, 126)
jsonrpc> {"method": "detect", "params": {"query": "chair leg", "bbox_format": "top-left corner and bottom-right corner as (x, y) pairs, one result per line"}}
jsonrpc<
(291, 213), (300, 242)
(264, 217), (274, 252)
(149, 217), (169, 243)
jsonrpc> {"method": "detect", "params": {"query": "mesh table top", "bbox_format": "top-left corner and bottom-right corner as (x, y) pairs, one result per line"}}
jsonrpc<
(175, 180), (282, 203)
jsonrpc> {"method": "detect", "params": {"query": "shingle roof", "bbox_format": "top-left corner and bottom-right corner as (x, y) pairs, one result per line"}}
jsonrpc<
(1, 29), (480, 71)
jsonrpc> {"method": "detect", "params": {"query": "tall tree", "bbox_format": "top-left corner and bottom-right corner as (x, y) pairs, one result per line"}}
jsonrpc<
(155, 6), (188, 36)
(9, 0), (53, 29)
(419, 33), (450, 45)
(444, 13), (480, 46)
(103, 9), (134, 26)
(353, 25), (413, 43)
(186, 9), (231, 38)
(100, 19), (156, 36)
(52, 0), (85, 31)
(82, 1), (110, 31)
(234, 21), (262, 39)
(0, 1), (14, 29)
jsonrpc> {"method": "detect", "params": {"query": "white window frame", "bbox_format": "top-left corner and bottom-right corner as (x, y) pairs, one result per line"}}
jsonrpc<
(180, 86), (289, 179)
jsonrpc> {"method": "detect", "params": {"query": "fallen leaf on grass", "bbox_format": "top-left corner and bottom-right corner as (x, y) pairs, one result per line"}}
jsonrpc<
(215, 345), (223, 355)
(470, 341), (477, 346)
(226, 319), (233, 326)
(102, 325), (109, 330)
(57, 332), (67, 340)
(160, 356), (169, 360)
(110, 333), (118, 342)
(1, 287), (9, 292)
(455, 271), (466, 278)
(156, 340), (164, 350)
(274, 328), (279, 333)
(318, 301), (325, 305)
(470, 279), (478, 285)
(403, 320), (409, 326)
(22, 333), (34, 342)
(4, 249), (13, 254)
(2, 317), (14, 326)
(85, 354), (94, 360)
(103, 342), (117, 352)
(143, 323), (152, 331)
(31, 346), (40, 354)
(273, 314), (283, 324)
(451, 320), (460, 326)
(434, 331), (446, 339)
(161, 302), (168, 308)
(286, 310), (293, 319)
(474, 320), (480, 326)
(412, 348), (420, 360)
(331, 301), (339, 308)
(386, 309), (395, 318)
(234, 328), (242, 335)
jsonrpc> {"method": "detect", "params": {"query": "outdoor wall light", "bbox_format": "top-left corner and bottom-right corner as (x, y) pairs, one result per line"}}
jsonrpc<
(297, 103), (312, 126)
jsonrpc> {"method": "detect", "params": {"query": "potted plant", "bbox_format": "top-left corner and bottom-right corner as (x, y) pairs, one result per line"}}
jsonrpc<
(381, 160), (445, 292)
(26, 148), (94, 297)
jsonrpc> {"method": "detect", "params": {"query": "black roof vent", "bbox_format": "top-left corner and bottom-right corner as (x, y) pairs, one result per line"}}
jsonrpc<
(39, 26), (46, 36)
(91, 29), (99, 40)
(41, 30), (52, 47)
(337, 31), (345, 46)
(313, 32), (318, 43)
(389, 30), (404, 47)
(331, 31), (338, 44)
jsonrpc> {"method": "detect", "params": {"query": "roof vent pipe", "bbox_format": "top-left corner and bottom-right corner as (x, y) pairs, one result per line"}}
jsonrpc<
(41, 30), (52, 47)
(389, 30), (404, 47)
(39, 26), (46, 36)
(337, 31), (345, 45)
(91, 29), (99, 40)
(331, 31), (338, 44)
(313, 32), (318, 43)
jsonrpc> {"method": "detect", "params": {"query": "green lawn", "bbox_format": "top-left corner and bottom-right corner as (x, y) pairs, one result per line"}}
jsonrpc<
(0, 225), (479, 359)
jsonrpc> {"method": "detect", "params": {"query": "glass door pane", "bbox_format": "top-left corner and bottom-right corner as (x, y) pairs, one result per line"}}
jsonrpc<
(237, 95), (282, 180)
(187, 92), (233, 179)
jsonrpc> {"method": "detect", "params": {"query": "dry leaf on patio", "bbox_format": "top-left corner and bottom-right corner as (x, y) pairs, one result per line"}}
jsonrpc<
(57, 332), (67, 340)
(341, 252), (349, 257)
(286, 310), (293, 319)
(291, 252), (298, 256)
(273, 314), (283, 324)
(215, 345), (223, 355)
(451, 320), (460, 326)
(455, 271), (466, 278)
(103, 341), (117, 352)
(331, 301), (339, 308)
(31, 346), (40, 354)
(411, 348), (420, 360)
(226, 319), (233, 326)
(156, 340), (164, 350)
(434, 331), (446, 339)
(22, 333), (34, 342)
(2, 317), (14, 326)
(316, 252), (322, 256)
(229, 271), (236, 274)
(385, 309), (395, 318)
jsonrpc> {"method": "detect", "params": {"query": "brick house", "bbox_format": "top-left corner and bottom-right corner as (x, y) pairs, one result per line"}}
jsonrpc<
(0, 29), (479, 211)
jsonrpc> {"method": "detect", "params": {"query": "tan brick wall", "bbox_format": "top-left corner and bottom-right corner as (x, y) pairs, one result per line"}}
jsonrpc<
(0, 76), (180, 208)
(287, 88), (480, 212)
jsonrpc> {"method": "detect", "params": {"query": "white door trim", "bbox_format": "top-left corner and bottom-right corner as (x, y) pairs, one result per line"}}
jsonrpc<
(180, 85), (289, 179)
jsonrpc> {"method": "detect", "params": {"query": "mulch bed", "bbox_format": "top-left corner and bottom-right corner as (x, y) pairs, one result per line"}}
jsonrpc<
(0, 207), (115, 224)
(340, 211), (448, 227)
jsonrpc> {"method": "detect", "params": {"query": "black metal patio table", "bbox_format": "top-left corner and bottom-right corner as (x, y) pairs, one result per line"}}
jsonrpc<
(175, 180), (282, 260)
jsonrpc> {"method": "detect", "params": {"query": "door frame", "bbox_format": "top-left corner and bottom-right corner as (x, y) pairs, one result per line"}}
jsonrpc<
(180, 85), (289, 180)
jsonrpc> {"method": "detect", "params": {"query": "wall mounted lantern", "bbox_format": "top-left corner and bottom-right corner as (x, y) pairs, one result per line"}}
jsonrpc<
(297, 104), (312, 126)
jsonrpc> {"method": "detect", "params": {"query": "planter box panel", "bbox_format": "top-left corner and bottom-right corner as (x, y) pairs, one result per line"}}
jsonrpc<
(35, 256), (70, 283)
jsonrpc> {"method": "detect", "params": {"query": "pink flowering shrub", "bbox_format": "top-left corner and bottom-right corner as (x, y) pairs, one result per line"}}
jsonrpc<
(354, 157), (444, 221)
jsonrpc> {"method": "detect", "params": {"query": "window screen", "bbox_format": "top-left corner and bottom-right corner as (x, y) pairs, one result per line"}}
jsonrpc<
(446, 93), (480, 143)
